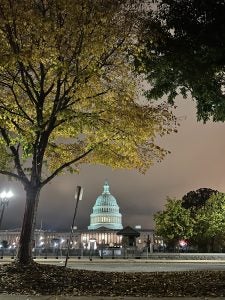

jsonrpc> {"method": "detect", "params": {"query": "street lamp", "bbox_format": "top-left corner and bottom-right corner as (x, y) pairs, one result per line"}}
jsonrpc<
(0, 190), (13, 230)
(89, 238), (96, 261)
(65, 186), (83, 267)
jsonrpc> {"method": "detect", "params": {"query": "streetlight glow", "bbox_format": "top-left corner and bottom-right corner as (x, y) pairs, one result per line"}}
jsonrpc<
(0, 188), (14, 229)
(0, 190), (13, 199)
(6, 191), (13, 198)
(0, 191), (6, 199)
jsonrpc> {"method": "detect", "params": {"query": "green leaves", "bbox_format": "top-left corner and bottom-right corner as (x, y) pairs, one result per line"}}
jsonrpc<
(155, 192), (225, 252)
(137, 0), (225, 122)
(194, 193), (225, 240)
(0, 143), (13, 172)
(154, 197), (194, 245)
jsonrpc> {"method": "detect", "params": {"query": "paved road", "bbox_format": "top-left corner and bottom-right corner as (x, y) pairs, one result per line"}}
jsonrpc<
(2, 258), (225, 272)
(65, 261), (225, 272)
(35, 258), (225, 273)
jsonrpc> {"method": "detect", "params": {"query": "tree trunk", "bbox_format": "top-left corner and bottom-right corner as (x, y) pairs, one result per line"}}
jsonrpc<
(17, 186), (40, 264)
(31, 189), (40, 240)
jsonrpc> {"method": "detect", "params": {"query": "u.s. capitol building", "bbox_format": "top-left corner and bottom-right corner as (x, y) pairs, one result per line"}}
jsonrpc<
(0, 182), (161, 256)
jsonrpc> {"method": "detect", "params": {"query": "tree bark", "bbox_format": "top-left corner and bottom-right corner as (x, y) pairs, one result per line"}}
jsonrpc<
(17, 186), (40, 264)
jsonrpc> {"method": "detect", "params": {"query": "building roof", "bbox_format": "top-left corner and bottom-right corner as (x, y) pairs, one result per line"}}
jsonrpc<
(95, 181), (119, 207)
(83, 226), (118, 233)
(117, 226), (140, 237)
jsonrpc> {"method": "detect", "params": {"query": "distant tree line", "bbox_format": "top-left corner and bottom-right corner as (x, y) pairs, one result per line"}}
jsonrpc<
(154, 188), (225, 252)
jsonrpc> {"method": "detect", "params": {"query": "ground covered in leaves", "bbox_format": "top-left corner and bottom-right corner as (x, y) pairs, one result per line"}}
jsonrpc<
(0, 262), (225, 297)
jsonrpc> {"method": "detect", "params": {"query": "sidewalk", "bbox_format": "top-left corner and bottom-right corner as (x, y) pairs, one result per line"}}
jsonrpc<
(2, 257), (225, 264)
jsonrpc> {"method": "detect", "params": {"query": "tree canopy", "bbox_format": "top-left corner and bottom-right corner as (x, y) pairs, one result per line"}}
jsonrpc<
(154, 197), (194, 247)
(192, 193), (225, 251)
(0, 0), (176, 185)
(182, 188), (218, 210)
(155, 191), (225, 252)
(0, 0), (176, 264)
(137, 0), (225, 122)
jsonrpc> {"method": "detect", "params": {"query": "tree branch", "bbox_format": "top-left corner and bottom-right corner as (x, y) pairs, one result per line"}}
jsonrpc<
(0, 170), (24, 182)
(10, 84), (34, 123)
(0, 127), (29, 185)
(41, 147), (94, 187)
(18, 62), (38, 105)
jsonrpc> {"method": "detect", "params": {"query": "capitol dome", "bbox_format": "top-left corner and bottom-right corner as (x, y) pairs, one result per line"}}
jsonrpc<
(88, 181), (123, 230)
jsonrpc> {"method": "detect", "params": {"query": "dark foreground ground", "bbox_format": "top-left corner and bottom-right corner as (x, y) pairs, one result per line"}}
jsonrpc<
(1, 262), (225, 297)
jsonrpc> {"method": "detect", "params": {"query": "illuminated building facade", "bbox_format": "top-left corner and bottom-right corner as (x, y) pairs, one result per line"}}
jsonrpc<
(88, 181), (123, 230)
(0, 181), (161, 255)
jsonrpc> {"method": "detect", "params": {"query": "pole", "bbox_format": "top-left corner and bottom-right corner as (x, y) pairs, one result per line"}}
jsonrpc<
(0, 204), (6, 230)
(65, 186), (83, 267)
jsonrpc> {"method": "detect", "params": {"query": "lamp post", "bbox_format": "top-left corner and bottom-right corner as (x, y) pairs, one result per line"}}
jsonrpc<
(89, 238), (96, 261)
(65, 186), (83, 267)
(0, 190), (13, 230)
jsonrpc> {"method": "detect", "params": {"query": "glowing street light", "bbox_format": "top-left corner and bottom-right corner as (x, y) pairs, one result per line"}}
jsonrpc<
(0, 190), (13, 230)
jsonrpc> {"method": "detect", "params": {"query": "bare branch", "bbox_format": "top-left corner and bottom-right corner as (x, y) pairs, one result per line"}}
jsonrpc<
(0, 170), (24, 182)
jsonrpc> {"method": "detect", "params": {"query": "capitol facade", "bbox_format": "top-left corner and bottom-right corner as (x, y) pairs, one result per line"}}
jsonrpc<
(88, 181), (123, 230)
(0, 181), (161, 257)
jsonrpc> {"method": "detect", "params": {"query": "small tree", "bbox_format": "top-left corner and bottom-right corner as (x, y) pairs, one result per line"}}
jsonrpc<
(0, 0), (176, 264)
(154, 198), (194, 250)
(193, 193), (225, 252)
(181, 188), (219, 251)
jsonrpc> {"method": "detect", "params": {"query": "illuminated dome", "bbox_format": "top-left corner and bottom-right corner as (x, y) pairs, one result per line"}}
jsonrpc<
(88, 181), (123, 230)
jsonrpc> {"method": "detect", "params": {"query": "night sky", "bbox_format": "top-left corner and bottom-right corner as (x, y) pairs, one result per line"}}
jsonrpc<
(1, 95), (225, 232)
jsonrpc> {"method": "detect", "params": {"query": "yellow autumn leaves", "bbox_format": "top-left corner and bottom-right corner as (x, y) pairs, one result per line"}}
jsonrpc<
(0, 0), (177, 182)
